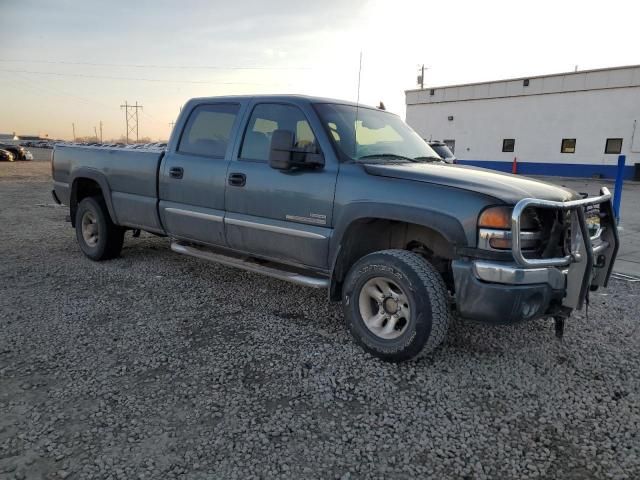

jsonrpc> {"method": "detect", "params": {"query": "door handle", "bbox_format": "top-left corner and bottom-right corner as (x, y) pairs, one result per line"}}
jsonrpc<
(169, 167), (184, 179)
(228, 172), (246, 187)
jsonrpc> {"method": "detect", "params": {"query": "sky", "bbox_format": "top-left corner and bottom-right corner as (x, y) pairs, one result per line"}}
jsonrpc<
(0, 0), (639, 141)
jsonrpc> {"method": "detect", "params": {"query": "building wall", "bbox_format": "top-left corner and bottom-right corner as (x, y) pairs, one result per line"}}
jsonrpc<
(405, 67), (640, 179)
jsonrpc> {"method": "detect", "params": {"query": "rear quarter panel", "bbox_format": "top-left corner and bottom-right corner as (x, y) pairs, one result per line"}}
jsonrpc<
(53, 146), (164, 232)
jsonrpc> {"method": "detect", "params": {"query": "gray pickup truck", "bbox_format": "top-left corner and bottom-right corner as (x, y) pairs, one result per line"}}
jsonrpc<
(51, 95), (619, 362)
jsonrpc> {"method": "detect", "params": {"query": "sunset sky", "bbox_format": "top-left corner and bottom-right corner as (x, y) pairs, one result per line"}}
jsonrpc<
(1, 0), (639, 141)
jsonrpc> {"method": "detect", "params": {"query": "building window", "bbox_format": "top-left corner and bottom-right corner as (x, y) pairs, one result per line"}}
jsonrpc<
(502, 139), (515, 152)
(523, 79), (530, 87)
(429, 89), (435, 96)
(561, 138), (576, 153)
(605, 138), (623, 154)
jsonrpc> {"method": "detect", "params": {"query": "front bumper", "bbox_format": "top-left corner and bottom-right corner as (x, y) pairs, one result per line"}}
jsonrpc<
(453, 260), (565, 324)
(453, 187), (619, 324)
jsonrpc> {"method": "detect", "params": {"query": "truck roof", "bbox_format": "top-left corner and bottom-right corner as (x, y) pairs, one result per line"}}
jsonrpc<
(186, 94), (374, 110)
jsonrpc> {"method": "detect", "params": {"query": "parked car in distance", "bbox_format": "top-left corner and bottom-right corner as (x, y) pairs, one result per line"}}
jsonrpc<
(0, 149), (16, 162)
(428, 140), (456, 164)
(51, 94), (619, 362)
(0, 143), (33, 160)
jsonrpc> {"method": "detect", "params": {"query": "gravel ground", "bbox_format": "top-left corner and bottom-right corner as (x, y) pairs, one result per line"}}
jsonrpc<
(1, 161), (639, 480)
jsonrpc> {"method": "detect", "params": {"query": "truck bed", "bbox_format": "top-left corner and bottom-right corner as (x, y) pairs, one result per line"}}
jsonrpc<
(52, 145), (165, 232)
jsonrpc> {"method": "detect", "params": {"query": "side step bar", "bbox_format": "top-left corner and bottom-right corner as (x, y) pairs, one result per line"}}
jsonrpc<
(170, 241), (329, 289)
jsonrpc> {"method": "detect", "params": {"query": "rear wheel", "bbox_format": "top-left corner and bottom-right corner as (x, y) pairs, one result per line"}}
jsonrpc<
(75, 196), (124, 260)
(342, 249), (450, 362)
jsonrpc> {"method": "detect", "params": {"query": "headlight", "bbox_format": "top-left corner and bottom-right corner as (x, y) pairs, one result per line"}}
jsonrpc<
(478, 206), (541, 251)
(478, 206), (512, 229)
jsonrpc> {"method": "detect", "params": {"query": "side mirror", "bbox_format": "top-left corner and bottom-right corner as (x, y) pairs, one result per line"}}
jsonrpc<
(269, 129), (324, 170)
(269, 130), (295, 170)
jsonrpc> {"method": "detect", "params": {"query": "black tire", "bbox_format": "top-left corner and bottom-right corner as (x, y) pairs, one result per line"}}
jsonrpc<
(342, 249), (450, 362)
(75, 196), (125, 260)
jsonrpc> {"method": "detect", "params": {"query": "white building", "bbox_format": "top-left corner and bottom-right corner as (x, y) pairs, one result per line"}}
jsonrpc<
(405, 65), (640, 179)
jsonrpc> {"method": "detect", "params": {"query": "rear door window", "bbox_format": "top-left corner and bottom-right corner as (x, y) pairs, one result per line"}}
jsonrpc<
(178, 104), (240, 158)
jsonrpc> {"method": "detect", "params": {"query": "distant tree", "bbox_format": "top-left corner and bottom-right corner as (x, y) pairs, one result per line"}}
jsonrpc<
(74, 135), (100, 143)
(101, 136), (160, 144)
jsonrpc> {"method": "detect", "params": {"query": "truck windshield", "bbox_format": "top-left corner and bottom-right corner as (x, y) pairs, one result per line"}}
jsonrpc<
(314, 103), (440, 163)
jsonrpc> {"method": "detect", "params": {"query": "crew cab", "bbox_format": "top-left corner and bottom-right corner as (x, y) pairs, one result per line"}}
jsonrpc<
(51, 95), (619, 362)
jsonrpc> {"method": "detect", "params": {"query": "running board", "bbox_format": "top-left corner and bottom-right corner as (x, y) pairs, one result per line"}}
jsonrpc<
(170, 241), (329, 289)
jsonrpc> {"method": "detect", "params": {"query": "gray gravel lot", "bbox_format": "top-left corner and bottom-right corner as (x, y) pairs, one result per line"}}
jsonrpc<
(1, 161), (639, 479)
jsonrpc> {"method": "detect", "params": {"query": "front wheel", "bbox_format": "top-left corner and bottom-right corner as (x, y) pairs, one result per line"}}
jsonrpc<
(75, 196), (125, 260)
(342, 249), (450, 362)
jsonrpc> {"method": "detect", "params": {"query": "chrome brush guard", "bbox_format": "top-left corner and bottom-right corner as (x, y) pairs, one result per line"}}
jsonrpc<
(511, 187), (620, 309)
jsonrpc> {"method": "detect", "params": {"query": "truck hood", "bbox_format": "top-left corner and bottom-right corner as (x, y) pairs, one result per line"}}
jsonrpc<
(363, 162), (580, 204)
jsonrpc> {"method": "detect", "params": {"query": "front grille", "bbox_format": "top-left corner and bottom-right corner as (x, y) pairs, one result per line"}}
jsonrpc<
(520, 207), (568, 260)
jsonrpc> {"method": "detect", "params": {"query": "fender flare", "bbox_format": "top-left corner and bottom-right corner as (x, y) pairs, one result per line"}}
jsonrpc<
(328, 202), (469, 298)
(69, 168), (119, 225)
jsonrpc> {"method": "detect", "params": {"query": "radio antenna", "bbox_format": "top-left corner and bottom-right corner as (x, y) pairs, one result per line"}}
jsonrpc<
(353, 50), (363, 159)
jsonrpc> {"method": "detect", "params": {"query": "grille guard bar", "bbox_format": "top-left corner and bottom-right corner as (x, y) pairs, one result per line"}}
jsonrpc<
(511, 187), (620, 309)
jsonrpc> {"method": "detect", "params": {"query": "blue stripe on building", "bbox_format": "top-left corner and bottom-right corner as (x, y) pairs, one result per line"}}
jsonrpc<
(457, 160), (635, 180)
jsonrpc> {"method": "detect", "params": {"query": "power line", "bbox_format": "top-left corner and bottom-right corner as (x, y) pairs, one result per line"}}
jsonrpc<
(0, 75), (169, 141)
(8, 71), (118, 110)
(0, 59), (311, 71)
(4, 72), (172, 132)
(0, 68), (289, 85)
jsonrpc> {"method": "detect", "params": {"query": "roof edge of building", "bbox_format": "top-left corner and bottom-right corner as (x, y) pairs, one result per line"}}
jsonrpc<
(405, 64), (640, 94)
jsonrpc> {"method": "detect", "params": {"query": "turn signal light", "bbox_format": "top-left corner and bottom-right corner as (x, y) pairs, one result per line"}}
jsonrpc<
(489, 237), (512, 249)
(478, 206), (512, 229)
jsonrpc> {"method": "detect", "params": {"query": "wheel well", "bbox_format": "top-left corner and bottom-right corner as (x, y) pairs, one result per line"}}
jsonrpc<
(330, 219), (455, 301)
(70, 178), (104, 226)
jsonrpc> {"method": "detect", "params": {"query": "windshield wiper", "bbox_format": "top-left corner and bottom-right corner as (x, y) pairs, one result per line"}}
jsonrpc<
(357, 154), (415, 162)
(413, 156), (443, 162)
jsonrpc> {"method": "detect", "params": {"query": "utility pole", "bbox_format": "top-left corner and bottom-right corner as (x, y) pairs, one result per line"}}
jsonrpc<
(72, 123), (76, 142)
(120, 101), (144, 144)
(121, 101), (129, 143)
(417, 64), (428, 89)
(94, 126), (98, 141)
(135, 101), (140, 142)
